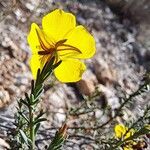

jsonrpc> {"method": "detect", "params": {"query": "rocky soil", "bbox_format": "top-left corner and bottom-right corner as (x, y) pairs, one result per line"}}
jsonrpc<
(0, 0), (150, 149)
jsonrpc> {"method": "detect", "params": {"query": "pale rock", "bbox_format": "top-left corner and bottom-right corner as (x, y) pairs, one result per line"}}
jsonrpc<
(93, 58), (117, 85)
(77, 79), (95, 96)
(49, 92), (65, 108)
(95, 109), (103, 119)
(55, 108), (66, 124)
(47, 86), (67, 108)
(98, 84), (119, 109)
(0, 87), (10, 108)
(0, 138), (10, 149)
(76, 70), (97, 96)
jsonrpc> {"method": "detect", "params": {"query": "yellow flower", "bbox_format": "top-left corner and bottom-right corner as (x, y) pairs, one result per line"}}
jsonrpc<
(27, 9), (96, 82)
(123, 146), (133, 150)
(115, 124), (135, 140)
(114, 124), (136, 150)
(145, 124), (150, 130)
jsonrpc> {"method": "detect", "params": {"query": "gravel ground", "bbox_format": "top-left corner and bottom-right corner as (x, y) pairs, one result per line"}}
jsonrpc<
(0, 0), (150, 149)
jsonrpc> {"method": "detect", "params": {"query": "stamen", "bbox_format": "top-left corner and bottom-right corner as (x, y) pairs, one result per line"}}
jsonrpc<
(57, 48), (81, 53)
(48, 48), (56, 53)
(55, 39), (67, 47)
(58, 44), (82, 53)
(59, 52), (76, 57)
(40, 56), (46, 67)
(38, 51), (51, 55)
(38, 48), (56, 55)
(55, 53), (59, 63)
(36, 29), (50, 51)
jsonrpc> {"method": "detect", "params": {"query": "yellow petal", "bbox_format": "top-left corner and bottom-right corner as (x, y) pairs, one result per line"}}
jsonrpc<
(30, 54), (52, 79)
(42, 9), (76, 42)
(123, 146), (133, 150)
(63, 25), (96, 59)
(54, 59), (86, 82)
(29, 54), (41, 79)
(145, 124), (150, 130)
(27, 23), (54, 54)
(125, 129), (135, 139)
(115, 124), (126, 138)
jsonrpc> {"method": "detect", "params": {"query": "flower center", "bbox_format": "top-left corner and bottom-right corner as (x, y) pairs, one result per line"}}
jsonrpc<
(36, 29), (82, 59)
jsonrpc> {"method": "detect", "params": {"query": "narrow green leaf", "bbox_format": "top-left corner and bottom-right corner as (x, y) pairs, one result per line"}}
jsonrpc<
(19, 129), (29, 145)
(20, 99), (29, 107)
(34, 88), (44, 100)
(48, 131), (66, 150)
(34, 123), (40, 136)
(34, 84), (44, 97)
(31, 80), (35, 94)
(52, 60), (62, 69)
(17, 99), (23, 108)
(34, 118), (47, 125)
(35, 110), (45, 121)
(35, 68), (41, 86)
(43, 71), (53, 81)
(41, 56), (55, 75)
(30, 94), (35, 103)
(32, 98), (40, 105)
(18, 112), (29, 123)
(54, 144), (64, 150)
(25, 93), (30, 104)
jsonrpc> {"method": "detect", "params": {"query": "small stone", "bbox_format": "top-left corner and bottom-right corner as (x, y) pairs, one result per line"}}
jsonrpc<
(55, 108), (66, 124)
(0, 87), (10, 108)
(48, 91), (66, 108)
(0, 138), (10, 149)
(95, 110), (103, 119)
(98, 84), (119, 109)
(77, 79), (95, 96)
(93, 58), (117, 85)
(76, 70), (97, 96)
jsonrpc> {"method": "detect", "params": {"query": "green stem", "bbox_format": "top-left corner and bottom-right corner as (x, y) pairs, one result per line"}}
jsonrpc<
(109, 140), (124, 150)
(16, 58), (60, 149)
(29, 105), (35, 150)
(29, 79), (43, 149)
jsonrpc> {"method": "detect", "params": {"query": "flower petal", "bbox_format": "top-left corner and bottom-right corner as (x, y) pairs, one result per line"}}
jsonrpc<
(124, 146), (133, 150)
(115, 124), (126, 138)
(42, 9), (76, 42)
(29, 54), (41, 79)
(63, 25), (96, 59)
(54, 59), (86, 82)
(30, 54), (52, 79)
(27, 23), (54, 54)
(125, 129), (135, 139)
